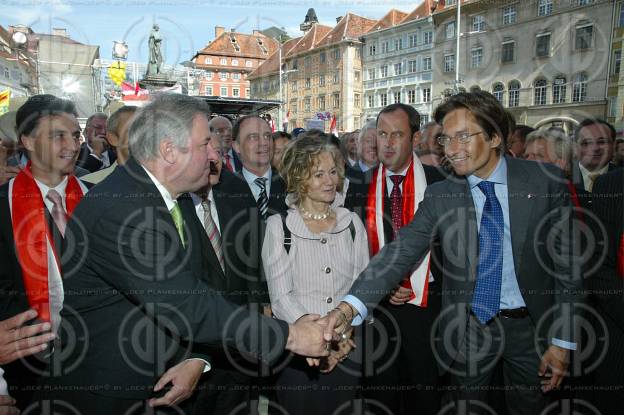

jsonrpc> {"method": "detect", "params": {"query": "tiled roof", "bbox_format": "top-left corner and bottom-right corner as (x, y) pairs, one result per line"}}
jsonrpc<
(195, 30), (279, 59)
(248, 37), (301, 80)
(400, 0), (435, 24)
(285, 24), (333, 57)
(431, 0), (470, 15)
(317, 13), (376, 47)
(367, 9), (408, 33)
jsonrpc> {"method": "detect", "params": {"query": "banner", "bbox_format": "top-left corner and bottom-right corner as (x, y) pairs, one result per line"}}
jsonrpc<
(0, 90), (10, 115)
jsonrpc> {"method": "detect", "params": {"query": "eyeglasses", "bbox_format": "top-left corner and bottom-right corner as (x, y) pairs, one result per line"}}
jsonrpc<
(437, 131), (484, 146)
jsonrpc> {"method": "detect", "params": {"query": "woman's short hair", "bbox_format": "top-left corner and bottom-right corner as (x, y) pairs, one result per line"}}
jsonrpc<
(279, 131), (345, 204)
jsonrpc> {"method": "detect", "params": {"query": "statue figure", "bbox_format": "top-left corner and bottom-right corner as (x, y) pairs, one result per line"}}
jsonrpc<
(146, 24), (163, 77)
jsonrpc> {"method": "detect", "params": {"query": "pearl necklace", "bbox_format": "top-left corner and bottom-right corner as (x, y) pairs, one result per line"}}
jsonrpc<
(299, 205), (332, 221)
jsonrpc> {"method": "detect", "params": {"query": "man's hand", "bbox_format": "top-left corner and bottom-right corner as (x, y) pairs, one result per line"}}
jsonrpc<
(538, 345), (569, 393)
(286, 314), (334, 357)
(318, 302), (357, 343)
(0, 166), (20, 187)
(0, 395), (19, 415)
(0, 309), (55, 365)
(148, 359), (205, 407)
(389, 286), (412, 305)
(90, 136), (108, 158)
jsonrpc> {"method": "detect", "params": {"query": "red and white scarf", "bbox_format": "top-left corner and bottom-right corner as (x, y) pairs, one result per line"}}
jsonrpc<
(365, 156), (431, 307)
(9, 162), (85, 322)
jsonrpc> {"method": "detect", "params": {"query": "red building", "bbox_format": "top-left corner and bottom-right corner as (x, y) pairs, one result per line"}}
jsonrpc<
(192, 26), (279, 99)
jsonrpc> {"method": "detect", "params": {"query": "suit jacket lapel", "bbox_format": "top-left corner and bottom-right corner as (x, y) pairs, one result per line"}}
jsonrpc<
(461, 180), (479, 282)
(506, 157), (532, 275)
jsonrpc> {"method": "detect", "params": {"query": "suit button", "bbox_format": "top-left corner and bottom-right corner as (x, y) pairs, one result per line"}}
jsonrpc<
(326, 297), (333, 304)
(324, 267), (331, 274)
(320, 238), (327, 244)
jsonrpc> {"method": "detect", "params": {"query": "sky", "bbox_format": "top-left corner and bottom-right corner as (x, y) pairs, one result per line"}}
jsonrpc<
(0, 0), (423, 65)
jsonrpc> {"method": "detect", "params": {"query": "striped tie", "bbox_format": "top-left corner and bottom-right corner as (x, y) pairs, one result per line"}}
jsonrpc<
(255, 177), (269, 221)
(202, 199), (225, 272)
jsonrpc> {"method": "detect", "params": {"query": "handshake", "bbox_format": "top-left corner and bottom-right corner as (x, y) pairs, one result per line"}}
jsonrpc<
(285, 302), (357, 373)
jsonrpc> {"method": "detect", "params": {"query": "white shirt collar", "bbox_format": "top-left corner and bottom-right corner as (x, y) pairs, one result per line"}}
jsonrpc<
(34, 176), (69, 211)
(141, 166), (177, 211)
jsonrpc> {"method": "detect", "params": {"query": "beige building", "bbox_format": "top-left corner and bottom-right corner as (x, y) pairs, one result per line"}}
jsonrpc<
(250, 12), (376, 132)
(192, 27), (279, 99)
(607, 1), (623, 131)
(432, 0), (613, 128)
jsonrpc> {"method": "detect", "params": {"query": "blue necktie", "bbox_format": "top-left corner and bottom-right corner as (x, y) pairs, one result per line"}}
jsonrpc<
(471, 181), (504, 324)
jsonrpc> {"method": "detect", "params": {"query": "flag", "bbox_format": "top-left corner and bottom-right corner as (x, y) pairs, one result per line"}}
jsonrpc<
(329, 114), (337, 135)
(0, 90), (10, 115)
(121, 82), (135, 96)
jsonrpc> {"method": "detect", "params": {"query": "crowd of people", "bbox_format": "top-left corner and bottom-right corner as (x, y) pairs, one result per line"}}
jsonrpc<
(0, 90), (621, 415)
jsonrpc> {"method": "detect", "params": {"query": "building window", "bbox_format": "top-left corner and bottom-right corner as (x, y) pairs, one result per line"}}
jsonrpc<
(206, 72), (213, 80)
(232, 59), (238, 66)
(292, 59), (298, 70)
(332, 49), (340, 60)
(220, 58), (227, 65)
(220, 72), (228, 80)
(423, 31), (433, 45)
(394, 62), (402, 75)
(502, 6), (517, 25)
(316, 75), (324, 87)
(408, 89), (416, 103)
(408, 60), (417, 73)
(394, 38), (403, 50)
(354, 93), (361, 108)
(578, 0), (594, 5)
(619, 2), (624, 27)
(291, 81), (297, 92)
(613, 50), (622, 74)
(609, 96), (618, 118)
(422, 87), (431, 103)
(536, 33), (551, 57)
(367, 95), (374, 108)
(380, 93), (388, 107)
(205, 86), (213, 95)
(446, 21), (456, 39)
(304, 97), (311, 112)
(332, 93), (340, 108)
(233, 73), (241, 80)
(368, 68), (375, 80)
(553, 77), (567, 104)
(305, 78), (311, 89)
(572, 73), (588, 102)
(355, 70), (360, 81)
(472, 15), (485, 32)
(381, 65), (388, 77)
(232, 88), (239, 97)
(423, 57), (432, 71)
(333, 71), (340, 84)
(421, 114), (430, 125)
(508, 80), (520, 107)
(538, 0), (553, 16)
(492, 83), (505, 104)
(355, 48), (361, 59)
(471, 47), (483, 68)
(320, 52), (326, 63)
(246, 88), (250, 97)
(205, 57), (212, 64)
(502, 41), (515, 63)
(220, 87), (228, 96)
(369, 44), (376, 56)
(409, 33), (417, 48)
(534, 79), (547, 105)
(444, 54), (455, 72)
(381, 41), (389, 53)
(246, 60), (253, 67)
(393, 91), (401, 104)
(575, 24), (593, 50)
(319, 95), (326, 111)
(446, 0), (456, 5)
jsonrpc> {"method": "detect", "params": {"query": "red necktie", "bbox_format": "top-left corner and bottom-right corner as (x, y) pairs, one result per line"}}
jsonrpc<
(390, 175), (404, 239)
(617, 234), (624, 279)
(224, 154), (234, 172)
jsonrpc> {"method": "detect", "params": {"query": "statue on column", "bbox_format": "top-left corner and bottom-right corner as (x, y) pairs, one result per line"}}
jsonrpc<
(146, 24), (163, 77)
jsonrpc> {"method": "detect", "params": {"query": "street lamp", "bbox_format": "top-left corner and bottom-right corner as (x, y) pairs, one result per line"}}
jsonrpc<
(8, 25), (40, 94)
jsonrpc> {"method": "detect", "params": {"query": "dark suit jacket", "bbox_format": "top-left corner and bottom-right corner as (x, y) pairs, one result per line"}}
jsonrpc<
(571, 162), (620, 209)
(46, 158), (289, 403)
(214, 169), (287, 305)
(75, 143), (117, 173)
(348, 156), (584, 371)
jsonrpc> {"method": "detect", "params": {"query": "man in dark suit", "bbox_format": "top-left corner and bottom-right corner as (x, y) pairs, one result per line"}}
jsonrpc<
(0, 94), (88, 410)
(344, 103), (444, 415)
(36, 94), (333, 414)
(326, 91), (584, 414)
(75, 112), (117, 173)
(586, 169), (624, 414)
(210, 116), (242, 173)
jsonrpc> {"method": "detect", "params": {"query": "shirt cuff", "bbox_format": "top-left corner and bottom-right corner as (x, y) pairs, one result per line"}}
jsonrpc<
(342, 295), (367, 326)
(551, 338), (577, 351)
(186, 358), (211, 373)
(0, 367), (7, 395)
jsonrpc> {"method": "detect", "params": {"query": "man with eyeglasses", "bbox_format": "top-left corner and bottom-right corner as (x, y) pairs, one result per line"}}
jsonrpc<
(324, 91), (583, 415)
(572, 118), (618, 194)
(344, 103), (444, 415)
(209, 116), (241, 173)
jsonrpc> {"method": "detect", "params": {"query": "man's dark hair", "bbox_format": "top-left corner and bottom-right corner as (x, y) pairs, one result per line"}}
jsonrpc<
(433, 91), (511, 150)
(272, 131), (291, 141)
(574, 118), (616, 142)
(16, 94), (78, 139)
(513, 125), (535, 142)
(232, 115), (267, 141)
(376, 103), (421, 138)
